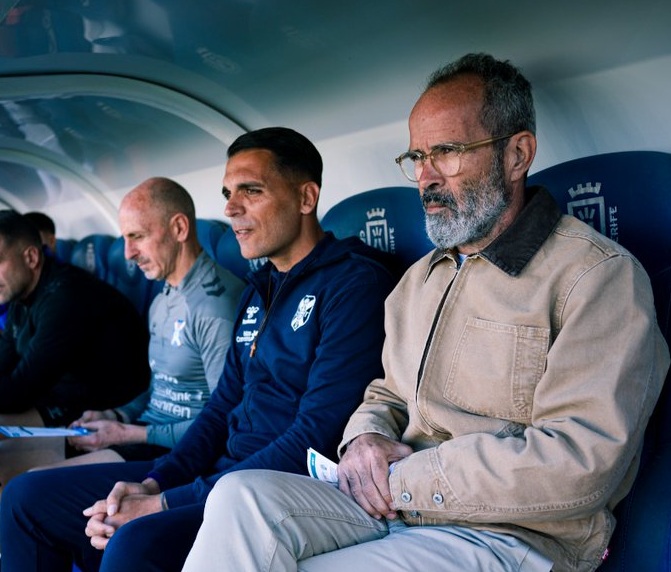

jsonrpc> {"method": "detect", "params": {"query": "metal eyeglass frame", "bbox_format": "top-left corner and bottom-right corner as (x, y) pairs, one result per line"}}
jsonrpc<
(394, 133), (516, 182)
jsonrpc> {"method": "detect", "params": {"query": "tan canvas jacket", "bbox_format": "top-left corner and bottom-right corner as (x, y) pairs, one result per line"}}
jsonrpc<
(340, 187), (670, 572)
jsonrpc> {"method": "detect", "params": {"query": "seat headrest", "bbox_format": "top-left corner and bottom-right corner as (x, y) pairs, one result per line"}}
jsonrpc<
(70, 234), (115, 280)
(196, 219), (228, 260)
(54, 238), (76, 263)
(321, 186), (434, 270)
(528, 151), (671, 280)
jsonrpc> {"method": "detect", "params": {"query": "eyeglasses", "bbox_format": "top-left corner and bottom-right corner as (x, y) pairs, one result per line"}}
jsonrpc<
(394, 133), (516, 182)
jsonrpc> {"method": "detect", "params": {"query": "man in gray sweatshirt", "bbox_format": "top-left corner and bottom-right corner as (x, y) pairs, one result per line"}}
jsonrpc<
(55, 176), (244, 466)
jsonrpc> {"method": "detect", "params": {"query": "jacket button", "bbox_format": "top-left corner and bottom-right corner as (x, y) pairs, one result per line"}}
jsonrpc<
(400, 492), (412, 503)
(432, 493), (444, 504)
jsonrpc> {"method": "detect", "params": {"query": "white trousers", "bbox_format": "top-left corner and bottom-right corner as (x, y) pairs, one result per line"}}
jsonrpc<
(181, 470), (554, 572)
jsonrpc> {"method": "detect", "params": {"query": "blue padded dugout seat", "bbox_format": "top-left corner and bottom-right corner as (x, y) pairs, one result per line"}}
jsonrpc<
(196, 218), (228, 260)
(106, 236), (155, 320)
(54, 238), (76, 262)
(69, 234), (115, 281)
(528, 151), (671, 571)
(320, 186), (434, 273)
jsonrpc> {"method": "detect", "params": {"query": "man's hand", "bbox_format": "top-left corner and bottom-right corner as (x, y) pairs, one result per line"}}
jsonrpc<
(83, 479), (162, 550)
(68, 410), (115, 449)
(338, 433), (413, 520)
(68, 420), (146, 452)
(70, 409), (115, 426)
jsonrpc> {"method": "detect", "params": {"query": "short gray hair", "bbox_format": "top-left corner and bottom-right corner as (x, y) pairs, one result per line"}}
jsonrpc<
(426, 53), (536, 139)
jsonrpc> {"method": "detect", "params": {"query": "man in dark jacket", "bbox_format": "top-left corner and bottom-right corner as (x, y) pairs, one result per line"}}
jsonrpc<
(0, 127), (396, 572)
(0, 209), (149, 484)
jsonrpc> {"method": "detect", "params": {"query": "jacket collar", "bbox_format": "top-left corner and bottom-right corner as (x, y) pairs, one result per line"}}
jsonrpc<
(248, 231), (340, 291)
(428, 186), (562, 277)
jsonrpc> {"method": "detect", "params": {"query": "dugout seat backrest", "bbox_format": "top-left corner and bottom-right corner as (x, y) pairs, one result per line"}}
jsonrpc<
(54, 238), (76, 262)
(320, 186), (434, 273)
(196, 218), (228, 260)
(528, 150), (671, 571)
(69, 234), (115, 281)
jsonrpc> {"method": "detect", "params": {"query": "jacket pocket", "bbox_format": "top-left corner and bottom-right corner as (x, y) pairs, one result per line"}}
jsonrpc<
(443, 317), (549, 421)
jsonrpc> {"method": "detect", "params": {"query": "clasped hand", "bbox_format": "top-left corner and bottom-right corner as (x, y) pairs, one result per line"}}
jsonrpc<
(83, 479), (161, 550)
(337, 433), (412, 520)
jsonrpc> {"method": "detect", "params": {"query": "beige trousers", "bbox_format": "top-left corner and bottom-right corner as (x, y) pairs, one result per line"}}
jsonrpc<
(181, 469), (554, 572)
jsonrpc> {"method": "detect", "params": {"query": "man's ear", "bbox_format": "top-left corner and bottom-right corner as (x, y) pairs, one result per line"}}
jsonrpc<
(23, 245), (41, 269)
(170, 213), (191, 243)
(505, 131), (536, 183)
(299, 181), (321, 215)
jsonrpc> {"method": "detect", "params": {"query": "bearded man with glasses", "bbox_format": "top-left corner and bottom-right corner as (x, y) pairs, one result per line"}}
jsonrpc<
(180, 53), (669, 572)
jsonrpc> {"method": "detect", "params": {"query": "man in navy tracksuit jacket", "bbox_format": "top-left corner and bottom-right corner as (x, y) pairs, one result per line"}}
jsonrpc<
(146, 232), (394, 507)
(0, 127), (396, 572)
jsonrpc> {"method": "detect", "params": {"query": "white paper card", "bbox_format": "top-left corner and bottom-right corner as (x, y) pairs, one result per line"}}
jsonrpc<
(307, 447), (339, 486)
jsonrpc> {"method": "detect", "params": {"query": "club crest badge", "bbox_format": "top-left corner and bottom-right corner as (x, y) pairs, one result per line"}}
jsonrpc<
(360, 207), (396, 254)
(566, 182), (619, 242)
(291, 295), (316, 331)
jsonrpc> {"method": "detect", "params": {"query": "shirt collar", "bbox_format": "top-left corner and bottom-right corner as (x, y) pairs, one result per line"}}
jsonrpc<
(163, 249), (209, 295)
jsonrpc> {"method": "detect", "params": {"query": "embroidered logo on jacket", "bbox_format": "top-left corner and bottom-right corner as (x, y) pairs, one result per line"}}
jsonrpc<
(242, 305), (260, 325)
(237, 305), (260, 346)
(291, 295), (316, 331)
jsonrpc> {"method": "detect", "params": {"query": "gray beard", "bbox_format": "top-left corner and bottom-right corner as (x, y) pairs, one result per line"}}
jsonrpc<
(423, 156), (510, 250)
